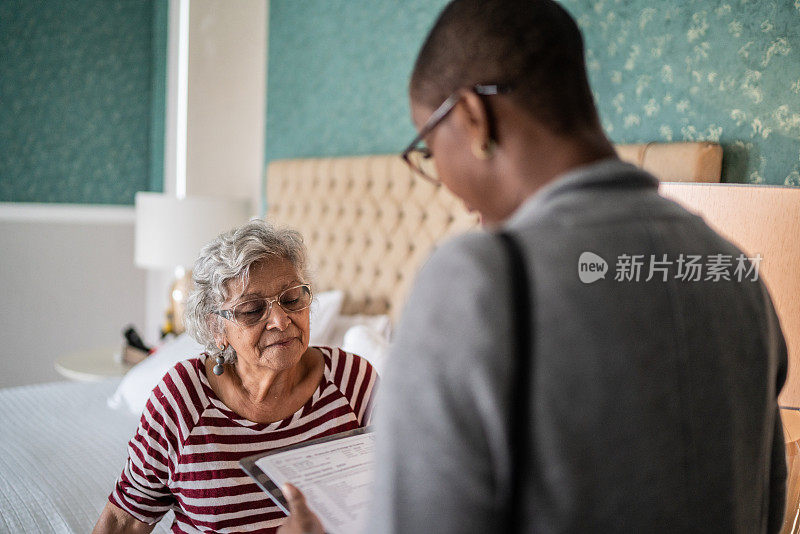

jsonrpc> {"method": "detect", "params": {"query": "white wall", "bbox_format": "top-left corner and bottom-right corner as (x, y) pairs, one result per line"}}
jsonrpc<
(185, 0), (266, 203)
(0, 205), (146, 388)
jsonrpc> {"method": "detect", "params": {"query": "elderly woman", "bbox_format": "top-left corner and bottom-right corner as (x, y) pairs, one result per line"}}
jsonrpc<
(93, 219), (378, 534)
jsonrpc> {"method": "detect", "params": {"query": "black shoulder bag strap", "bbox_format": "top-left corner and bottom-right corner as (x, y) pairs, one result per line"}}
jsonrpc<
(497, 231), (533, 533)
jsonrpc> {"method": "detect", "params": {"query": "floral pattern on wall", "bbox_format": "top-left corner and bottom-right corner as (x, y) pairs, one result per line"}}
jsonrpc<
(266, 0), (799, 186)
(266, 0), (447, 166)
(562, 0), (800, 185)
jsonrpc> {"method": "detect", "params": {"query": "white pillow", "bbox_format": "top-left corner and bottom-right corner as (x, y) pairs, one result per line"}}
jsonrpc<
(308, 290), (345, 346)
(341, 324), (390, 375)
(108, 333), (205, 415)
(324, 314), (392, 348)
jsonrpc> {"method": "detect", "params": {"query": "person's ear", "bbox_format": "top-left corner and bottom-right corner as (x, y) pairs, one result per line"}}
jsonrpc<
(455, 88), (494, 160)
(208, 315), (228, 347)
(213, 333), (227, 348)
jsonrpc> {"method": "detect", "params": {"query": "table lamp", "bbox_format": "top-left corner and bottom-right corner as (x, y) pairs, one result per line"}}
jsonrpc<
(660, 183), (800, 533)
(135, 192), (251, 336)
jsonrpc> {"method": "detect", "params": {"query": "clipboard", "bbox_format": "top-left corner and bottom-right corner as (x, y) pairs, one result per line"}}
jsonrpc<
(239, 426), (373, 516)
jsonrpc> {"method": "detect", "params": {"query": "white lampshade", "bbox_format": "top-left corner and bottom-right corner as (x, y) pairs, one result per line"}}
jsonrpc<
(135, 192), (251, 269)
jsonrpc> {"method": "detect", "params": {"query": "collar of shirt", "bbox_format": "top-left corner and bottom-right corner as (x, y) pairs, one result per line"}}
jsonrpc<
(503, 157), (659, 231)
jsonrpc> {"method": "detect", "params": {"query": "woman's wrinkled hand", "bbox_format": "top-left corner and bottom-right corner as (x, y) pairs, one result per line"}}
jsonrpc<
(276, 483), (325, 534)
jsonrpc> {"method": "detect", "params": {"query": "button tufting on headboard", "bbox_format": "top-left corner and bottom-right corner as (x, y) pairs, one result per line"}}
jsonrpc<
(266, 155), (479, 321)
(266, 144), (722, 322)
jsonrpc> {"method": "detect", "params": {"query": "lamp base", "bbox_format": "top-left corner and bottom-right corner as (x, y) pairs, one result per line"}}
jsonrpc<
(162, 267), (193, 337)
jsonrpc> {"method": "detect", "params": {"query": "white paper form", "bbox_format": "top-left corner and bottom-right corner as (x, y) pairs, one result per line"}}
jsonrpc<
(255, 432), (376, 534)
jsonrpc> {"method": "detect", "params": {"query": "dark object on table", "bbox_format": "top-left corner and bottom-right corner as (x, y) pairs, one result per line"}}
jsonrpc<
(123, 326), (151, 353)
(122, 326), (152, 365)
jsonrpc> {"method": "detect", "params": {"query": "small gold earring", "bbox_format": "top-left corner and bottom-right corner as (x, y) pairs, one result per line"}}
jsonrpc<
(471, 138), (495, 160)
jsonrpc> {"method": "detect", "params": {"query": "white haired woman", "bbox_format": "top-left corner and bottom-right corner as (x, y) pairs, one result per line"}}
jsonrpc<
(93, 219), (378, 534)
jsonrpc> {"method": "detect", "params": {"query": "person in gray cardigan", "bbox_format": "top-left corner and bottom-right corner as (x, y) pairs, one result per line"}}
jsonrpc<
(366, 0), (787, 532)
(279, 1), (787, 532)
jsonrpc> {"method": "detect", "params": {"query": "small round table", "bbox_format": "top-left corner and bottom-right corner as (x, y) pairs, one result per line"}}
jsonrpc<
(54, 346), (130, 382)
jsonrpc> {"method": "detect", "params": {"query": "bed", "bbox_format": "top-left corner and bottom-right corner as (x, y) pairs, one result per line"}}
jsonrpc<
(0, 379), (173, 533)
(16, 140), (794, 533)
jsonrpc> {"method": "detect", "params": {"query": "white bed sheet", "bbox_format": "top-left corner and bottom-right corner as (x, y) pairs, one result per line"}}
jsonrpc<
(0, 379), (171, 533)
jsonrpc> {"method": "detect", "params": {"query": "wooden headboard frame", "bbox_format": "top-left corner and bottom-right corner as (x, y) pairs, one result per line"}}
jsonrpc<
(264, 142), (722, 322)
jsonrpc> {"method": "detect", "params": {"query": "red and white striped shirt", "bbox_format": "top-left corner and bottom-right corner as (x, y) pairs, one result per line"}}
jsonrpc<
(109, 347), (378, 533)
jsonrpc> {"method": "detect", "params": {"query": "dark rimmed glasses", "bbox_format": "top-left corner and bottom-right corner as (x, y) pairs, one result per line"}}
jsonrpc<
(400, 84), (512, 185)
(213, 284), (313, 328)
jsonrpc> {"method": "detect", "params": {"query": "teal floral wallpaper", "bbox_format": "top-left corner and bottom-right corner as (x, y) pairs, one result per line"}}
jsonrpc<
(562, 0), (800, 186)
(266, 0), (445, 164)
(0, 0), (168, 205)
(266, 0), (800, 186)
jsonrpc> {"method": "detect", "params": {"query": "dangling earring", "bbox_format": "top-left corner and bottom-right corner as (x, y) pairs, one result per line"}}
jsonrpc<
(471, 138), (495, 160)
(213, 345), (226, 376)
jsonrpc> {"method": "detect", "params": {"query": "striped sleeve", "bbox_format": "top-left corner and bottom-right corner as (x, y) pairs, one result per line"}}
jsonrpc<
(108, 368), (188, 523)
(331, 348), (379, 425)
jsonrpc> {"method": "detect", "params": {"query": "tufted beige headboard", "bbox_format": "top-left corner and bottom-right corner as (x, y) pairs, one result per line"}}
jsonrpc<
(265, 142), (722, 321)
(265, 155), (477, 321)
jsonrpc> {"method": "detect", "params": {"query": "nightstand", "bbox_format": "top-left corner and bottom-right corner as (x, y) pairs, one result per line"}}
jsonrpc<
(54, 346), (131, 381)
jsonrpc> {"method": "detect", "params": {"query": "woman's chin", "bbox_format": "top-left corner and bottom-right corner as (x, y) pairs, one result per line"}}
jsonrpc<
(255, 338), (305, 369)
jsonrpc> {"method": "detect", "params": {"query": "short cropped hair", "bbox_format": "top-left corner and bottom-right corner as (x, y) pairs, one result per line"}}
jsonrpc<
(411, 0), (599, 134)
(184, 219), (310, 363)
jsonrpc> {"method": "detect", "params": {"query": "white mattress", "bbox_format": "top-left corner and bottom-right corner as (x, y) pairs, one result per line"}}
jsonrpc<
(0, 379), (171, 533)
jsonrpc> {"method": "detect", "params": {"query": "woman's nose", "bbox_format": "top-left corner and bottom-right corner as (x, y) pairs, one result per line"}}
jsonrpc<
(264, 303), (291, 330)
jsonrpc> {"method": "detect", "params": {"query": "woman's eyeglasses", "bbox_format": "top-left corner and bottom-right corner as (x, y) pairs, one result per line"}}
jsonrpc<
(213, 284), (313, 327)
(400, 84), (512, 185)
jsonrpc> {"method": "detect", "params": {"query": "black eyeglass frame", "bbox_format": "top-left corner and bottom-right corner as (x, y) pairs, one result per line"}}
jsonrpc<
(400, 83), (513, 185)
